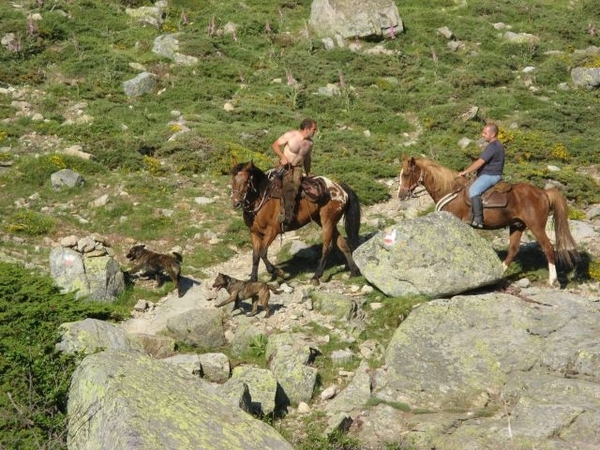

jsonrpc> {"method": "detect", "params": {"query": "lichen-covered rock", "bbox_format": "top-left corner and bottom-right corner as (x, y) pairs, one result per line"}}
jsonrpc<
(266, 333), (318, 405)
(353, 212), (503, 297)
(166, 308), (225, 348)
(67, 350), (294, 450)
(56, 318), (143, 355)
(354, 290), (600, 448)
(310, 0), (403, 39)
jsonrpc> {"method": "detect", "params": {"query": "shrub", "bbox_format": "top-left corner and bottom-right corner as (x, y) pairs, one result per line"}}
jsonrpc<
(0, 263), (115, 449)
(5, 210), (54, 236)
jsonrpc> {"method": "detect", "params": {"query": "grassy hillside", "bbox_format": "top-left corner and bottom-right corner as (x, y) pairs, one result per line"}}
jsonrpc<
(1, 0), (599, 299)
(1, 1), (599, 448)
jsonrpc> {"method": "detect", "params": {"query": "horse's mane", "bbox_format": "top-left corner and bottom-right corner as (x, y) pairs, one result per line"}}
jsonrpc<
(416, 158), (463, 193)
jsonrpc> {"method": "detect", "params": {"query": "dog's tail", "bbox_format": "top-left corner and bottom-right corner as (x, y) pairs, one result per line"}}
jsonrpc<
(172, 252), (183, 262)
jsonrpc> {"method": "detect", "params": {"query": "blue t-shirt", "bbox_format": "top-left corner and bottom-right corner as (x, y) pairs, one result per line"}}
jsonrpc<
(478, 140), (505, 176)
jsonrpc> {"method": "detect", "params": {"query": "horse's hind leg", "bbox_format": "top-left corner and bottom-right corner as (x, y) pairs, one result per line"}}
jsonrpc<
(528, 224), (558, 286)
(336, 231), (360, 277)
(311, 224), (336, 285)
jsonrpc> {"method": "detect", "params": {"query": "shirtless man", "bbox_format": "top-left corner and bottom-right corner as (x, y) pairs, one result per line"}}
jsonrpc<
(271, 118), (317, 225)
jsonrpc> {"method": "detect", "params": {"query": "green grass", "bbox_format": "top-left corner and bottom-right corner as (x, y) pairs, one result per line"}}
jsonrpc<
(1, 0), (600, 447)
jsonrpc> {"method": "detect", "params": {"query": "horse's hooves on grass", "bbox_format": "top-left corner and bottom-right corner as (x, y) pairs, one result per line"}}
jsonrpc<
(310, 278), (320, 286)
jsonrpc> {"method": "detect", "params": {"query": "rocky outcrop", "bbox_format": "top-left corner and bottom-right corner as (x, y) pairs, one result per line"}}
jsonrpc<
(67, 350), (293, 450)
(49, 235), (124, 301)
(353, 212), (504, 297)
(309, 0), (403, 40)
(360, 291), (600, 448)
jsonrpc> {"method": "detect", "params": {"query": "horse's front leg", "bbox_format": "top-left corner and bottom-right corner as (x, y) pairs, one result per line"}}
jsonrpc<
(252, 230), (284, 281)
(503, 225), (524, 273)
(250, 233), (261, 282)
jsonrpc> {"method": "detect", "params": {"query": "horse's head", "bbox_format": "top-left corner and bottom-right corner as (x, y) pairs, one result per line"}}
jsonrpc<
(397, 157), (422, 201)
(230, 161), (255, 209)
(230, 161), (264, 208)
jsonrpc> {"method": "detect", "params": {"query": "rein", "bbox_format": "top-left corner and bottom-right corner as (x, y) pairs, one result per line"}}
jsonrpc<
(435, 178), (466, 211)
(405, 171), (423, 195)
(240, 172), (270, 215)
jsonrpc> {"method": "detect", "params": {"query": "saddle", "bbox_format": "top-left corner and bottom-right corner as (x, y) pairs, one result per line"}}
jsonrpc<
(462, 180), (512, 208)
(267, 169), (329, 204)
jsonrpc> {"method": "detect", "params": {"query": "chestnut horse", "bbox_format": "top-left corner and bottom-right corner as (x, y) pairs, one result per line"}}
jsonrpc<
(397, 157), (579, 286)
(230, 161), (361, 284)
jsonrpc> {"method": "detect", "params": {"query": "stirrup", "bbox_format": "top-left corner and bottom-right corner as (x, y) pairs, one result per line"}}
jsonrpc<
(470, 220), (484, 229)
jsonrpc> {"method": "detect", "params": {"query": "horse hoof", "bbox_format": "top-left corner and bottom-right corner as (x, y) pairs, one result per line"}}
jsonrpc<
(310, 278), (320, 286)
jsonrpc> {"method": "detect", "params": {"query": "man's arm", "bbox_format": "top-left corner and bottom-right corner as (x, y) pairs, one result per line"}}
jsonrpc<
(458, 158), (485, 177)
(272, 132), (291, 164)
(304, 153), (312, 176)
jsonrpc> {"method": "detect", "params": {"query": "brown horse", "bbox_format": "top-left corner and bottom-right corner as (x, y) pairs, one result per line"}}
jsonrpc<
(230, 161), (361, 284)
(397, 156), (579, 286)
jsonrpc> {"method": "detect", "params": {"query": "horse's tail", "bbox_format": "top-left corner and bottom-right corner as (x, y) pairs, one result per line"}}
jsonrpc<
(546, 188), (580, 267)
(340, 183), (361, 251)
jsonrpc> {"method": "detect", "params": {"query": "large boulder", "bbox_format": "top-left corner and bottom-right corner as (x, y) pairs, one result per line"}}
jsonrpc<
(67, 350), (294, 450)
(49, 246), (124, 301)
(310, 0), (403, 39)
(56, 318), (143, 354)
(571, 67), (600, 89)
(372, 292), (600, 449)
(266, 333), (319, 406)
(365, 291), (600, 448)
(165, 308), (225, 349)
(353, 212), (504, 297)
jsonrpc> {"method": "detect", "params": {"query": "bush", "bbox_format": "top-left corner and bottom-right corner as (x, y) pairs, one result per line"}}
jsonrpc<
(0, 263), (115, 449)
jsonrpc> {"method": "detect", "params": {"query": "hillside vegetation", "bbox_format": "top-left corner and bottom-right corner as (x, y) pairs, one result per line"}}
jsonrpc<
(1, 0), (599, 448)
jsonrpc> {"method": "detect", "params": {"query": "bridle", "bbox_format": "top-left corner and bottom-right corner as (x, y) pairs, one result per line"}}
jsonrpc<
(233, 170), (269, 215)
(398, 166), (423, 198)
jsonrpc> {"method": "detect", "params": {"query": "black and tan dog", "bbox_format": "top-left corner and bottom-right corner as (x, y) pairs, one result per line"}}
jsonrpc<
(211, 273), (281, 318)
(126, 244), (183, 297)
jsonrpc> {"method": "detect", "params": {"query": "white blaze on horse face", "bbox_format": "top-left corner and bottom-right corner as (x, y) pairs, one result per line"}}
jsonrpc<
(319, 177), (348, 204)
(231, 173), (248, 205)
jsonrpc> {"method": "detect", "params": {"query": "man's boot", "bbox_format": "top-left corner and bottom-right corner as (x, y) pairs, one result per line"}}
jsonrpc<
(470, 195), (484, 229)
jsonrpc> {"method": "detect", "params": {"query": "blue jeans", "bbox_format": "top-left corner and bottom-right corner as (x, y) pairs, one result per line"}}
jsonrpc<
(469, 174), (502, 197)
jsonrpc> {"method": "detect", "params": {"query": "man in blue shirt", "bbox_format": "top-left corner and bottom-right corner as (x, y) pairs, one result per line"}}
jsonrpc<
(458, 123), (505, 228)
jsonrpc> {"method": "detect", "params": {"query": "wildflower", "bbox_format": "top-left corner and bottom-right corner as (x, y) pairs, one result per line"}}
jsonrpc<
(181, 11), (189, 26)
(265, 20), (272, 33)
(286, 69), (297, 86)
(389, 24), (396, 40)
(28, 17), (36, 37)
(208, 15), (215, 36)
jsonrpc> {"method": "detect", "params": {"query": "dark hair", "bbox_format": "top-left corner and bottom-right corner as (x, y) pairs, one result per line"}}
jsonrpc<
(300, 118), (317, 130)
(485, 123), (499, 136)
